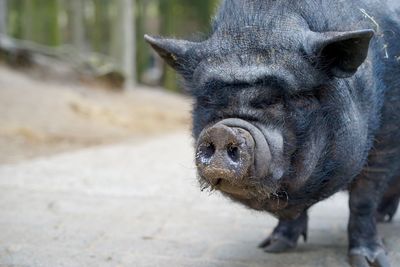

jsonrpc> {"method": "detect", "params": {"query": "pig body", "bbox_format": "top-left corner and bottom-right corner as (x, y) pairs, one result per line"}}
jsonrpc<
(146, 1), (400, 266)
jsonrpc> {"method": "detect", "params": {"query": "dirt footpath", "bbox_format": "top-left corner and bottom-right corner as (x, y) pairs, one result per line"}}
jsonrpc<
(0, 132), (399, 267)
(0, 65), (191, 164)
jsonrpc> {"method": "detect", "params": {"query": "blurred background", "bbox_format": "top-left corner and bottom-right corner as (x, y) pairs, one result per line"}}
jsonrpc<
(0, 0), (219, 164)
(1, 2), (400, 267)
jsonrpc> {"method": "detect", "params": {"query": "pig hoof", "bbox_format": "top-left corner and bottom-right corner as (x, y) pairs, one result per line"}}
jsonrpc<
(349, 251), (391, 267)
(259, 212), (308, 253)
(376, 197), (399, 223)
(258, 234), (296, 253)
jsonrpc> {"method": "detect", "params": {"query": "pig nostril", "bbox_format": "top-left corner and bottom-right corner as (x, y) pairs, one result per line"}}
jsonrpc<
(199, 143), (216, 160)
(212, 178), (222, 186)
(227, 144), (240, 162)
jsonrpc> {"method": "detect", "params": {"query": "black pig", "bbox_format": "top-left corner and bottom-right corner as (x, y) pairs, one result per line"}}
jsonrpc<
(145, 1), (400, 266)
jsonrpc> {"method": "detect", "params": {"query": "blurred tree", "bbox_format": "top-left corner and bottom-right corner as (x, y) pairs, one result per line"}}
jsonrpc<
(121, 0), (135, 88)
(21, 0), (60, 46)
(87, 0), (112, 54)
(3, 0), (220, 92)
(67, 0), (85, 52)
(135, 0), (150, 83)
(136, 0), (162, 86)
(7, 0), (23, 39)
(0, 0), (6, 35)
(109, 0), (136, 88)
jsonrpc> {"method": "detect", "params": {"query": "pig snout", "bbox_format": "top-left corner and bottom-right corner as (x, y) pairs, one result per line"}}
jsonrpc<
(196, 124), (253, 184)
(196, 119), (271, 186)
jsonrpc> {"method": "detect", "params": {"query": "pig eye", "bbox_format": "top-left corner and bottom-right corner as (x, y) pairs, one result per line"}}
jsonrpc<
(289, 91), (320, 109)
(250, 95), (283, 109)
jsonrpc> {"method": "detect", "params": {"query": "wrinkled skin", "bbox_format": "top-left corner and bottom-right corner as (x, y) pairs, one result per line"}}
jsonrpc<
(145, 1), (400, 266)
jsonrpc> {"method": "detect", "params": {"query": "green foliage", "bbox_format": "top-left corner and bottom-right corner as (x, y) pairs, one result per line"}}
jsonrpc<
(135, 0), (151, 83)
(86, 0), (113, 54)
(8, 0), (60, 46)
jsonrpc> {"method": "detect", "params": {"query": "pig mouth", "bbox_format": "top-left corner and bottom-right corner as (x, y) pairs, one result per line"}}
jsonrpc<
(212, 178), (253, 199)
(209, 177), (290, 213)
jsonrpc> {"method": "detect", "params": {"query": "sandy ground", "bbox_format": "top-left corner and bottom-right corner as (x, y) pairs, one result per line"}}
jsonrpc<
(0, 65), (192, 164)
(0, 132), (399, 267)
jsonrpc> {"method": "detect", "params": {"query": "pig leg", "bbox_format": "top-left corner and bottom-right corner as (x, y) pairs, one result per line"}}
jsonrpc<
(376, 195), (399, 223)
(376, 176), (400, 223)
(259, 211), (308, 253)
(348, 176), (391, 267)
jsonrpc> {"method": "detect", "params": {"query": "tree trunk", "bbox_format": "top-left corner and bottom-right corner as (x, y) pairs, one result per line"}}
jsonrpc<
(0, 0), (6, 35)
(121, 0), (135, 89)
(91, 0), (111, 54)
(69, 0), (85, 52)
(22, 0), (33, 40)
(43, 0), (60, 46)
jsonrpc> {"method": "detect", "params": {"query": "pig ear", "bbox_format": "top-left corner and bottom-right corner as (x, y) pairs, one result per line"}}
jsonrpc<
(306, 29), (374, 78)
(144, 34), (196, 71)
